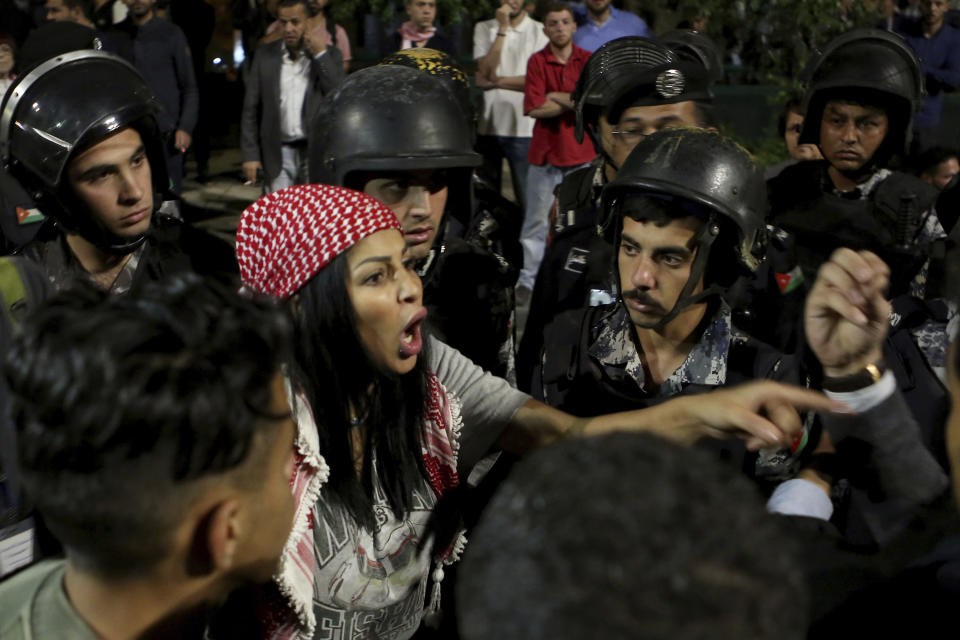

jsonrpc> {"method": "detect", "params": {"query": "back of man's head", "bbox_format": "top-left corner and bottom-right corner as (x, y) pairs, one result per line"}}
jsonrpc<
(61, 0), (94, 23)
(5, 275), (292, 578)
(457, 432), (808, 640)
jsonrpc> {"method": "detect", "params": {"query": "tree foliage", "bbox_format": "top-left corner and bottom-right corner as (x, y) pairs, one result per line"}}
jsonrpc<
(330, 0), (881, 82)
(713, 0), (881, 90)
(330, 0), (883, 166)
(635, 0), (881, 89)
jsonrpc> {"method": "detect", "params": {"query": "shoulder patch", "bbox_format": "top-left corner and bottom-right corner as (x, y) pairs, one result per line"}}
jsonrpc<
(563, 247), (590, 274)
(15, 207), (45, 225)
(775, 266), (804, 294)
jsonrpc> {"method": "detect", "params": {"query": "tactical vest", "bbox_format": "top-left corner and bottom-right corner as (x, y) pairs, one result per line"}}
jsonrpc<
(421, 224), (518, 381)
(0, 256), (50, 578)
(19, 214), (238, 293)
(535, 303), (788, 414)
(533, 302), (805, 487)
(883, 295), (950, 469)
(549, 162), (617, 305)
(517, 163), (615, 389)
(769, 162), (941, 297)
(764, 162), (949, 467)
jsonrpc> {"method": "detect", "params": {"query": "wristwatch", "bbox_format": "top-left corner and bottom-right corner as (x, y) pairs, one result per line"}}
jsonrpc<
(821, 362), (886, 392)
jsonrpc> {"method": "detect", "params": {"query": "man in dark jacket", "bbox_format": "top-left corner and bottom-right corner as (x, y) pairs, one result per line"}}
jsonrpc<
(240, 0), (343, 193)
(116, 0), (198, 193)
(895, 0), (960, 153)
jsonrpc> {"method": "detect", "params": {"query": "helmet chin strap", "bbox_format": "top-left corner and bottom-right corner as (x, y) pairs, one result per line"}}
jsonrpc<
(95, 231), (148, 256)
(588, 124), (622, 239)
(587, 124), (620, 174)
(57, 189), (155, 256)
(621, 213), (725, 332)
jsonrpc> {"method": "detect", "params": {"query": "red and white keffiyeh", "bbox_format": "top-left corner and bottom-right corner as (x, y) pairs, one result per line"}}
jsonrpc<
(236, 184), (402, 300)
(235, 184), (463, 638)
(399, 20), (436, 44)
(268, 375), (464, 640)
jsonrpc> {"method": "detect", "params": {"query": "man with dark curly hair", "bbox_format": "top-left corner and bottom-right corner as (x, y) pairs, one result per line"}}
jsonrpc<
(458, 431), (809, 640)
(0, 276), (297, 639)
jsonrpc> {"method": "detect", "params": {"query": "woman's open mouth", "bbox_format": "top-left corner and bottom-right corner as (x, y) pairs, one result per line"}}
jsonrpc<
(399, 308), (427, 358)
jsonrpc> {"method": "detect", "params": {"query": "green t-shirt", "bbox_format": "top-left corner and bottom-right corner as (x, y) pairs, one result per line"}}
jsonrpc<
(0, 560), (98, 640)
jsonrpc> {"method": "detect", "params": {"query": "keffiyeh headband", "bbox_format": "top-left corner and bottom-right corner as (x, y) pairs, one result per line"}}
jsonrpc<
(236, 184), (402, 300)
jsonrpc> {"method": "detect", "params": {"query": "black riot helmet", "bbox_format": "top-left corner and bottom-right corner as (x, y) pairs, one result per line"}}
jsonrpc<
(378, 48), (476, 141)
(572, 36), (716, 167)
(573, 37), (674, 145)
(800, 29), (923, 162)
(601, 128), (767, 329)
(657, 30), (724, 86)
(309, 64), (480, 226)
(0, 50), (169, 255)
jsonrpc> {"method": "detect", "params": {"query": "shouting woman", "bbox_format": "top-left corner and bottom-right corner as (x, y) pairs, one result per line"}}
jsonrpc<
(234, 183), (840, 639)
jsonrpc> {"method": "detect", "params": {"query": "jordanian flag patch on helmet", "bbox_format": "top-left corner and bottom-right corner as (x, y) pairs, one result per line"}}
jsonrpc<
(16, 206), (45, 225)
(775, 266), (804, 294)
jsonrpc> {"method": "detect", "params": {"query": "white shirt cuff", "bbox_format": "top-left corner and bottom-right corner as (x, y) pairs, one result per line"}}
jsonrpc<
(823, 369), (896, 413)
(766, 478), (834, 521)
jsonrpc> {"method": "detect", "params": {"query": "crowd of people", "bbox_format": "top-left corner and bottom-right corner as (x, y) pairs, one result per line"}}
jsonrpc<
(1, 0), (960, 639)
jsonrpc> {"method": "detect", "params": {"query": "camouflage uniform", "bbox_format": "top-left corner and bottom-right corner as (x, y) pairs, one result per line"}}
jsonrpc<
(535, 300), (812, 485)
(587, 301), (774, 399)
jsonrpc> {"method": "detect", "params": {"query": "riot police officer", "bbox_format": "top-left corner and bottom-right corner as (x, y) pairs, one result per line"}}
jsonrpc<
(758, 30), (951, 465)
(309, 63), (518, 380)
(534, 128), (946, 544)
(517, 33), (722, 389)
(0, 51), (236, 293)
(768, 29), (942, 300)
(378, 47), (524, 251)
(534, 128), (775, 420)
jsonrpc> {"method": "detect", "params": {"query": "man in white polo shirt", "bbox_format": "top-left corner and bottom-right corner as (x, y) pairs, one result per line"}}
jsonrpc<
(474, 0), (547, 205)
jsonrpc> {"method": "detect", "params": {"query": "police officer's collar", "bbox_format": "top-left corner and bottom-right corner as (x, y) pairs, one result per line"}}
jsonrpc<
(589, 300), (736, 393)
(415, 243), (443, 279)
(47, 231), (147, 293)
(821, 164), (891, 199)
